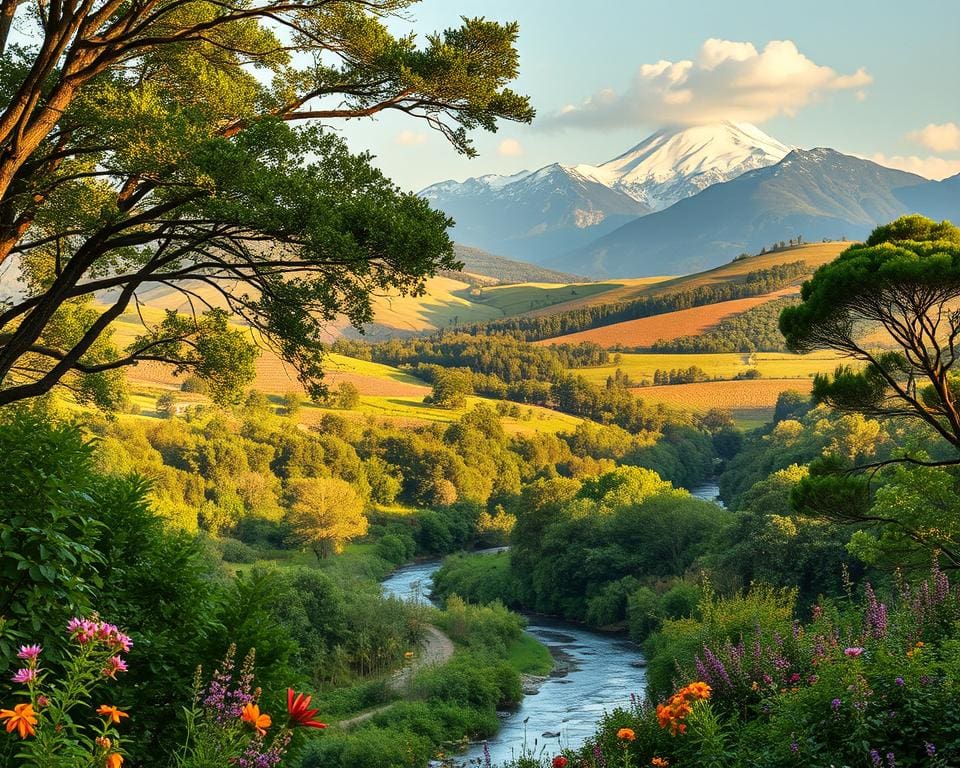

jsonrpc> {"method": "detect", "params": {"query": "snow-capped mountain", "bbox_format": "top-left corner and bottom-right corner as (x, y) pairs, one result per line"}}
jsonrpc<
(573, 121), (791, 210)
(419, 122), (790, 261)
(421, 163), (647, 263)
(552, 148), (930, 277)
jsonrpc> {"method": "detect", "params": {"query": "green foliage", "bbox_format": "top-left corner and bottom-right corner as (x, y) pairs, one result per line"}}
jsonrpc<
(652, 298), (799, 354)
(0, 413), (104, 662)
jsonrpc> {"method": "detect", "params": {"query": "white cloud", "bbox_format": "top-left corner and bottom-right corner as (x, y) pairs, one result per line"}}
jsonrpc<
(547, 39), (872, 129)
(395, 130), (427, 146)
(869, 153), (960, 180)
(497, 138), (524, 157)
(907, 123), (960, 153)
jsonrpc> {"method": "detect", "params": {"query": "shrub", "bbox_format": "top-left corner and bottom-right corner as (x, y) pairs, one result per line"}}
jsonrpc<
(218, 537), (258, 563)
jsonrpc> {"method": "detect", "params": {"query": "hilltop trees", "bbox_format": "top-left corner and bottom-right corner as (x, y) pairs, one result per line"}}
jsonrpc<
(780, 216), (960, 463)
(0, 2), (533, 407)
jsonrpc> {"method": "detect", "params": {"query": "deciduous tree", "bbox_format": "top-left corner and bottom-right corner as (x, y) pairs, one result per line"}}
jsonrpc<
(286, 477), (367, 558)
(0, 2), (533, 406)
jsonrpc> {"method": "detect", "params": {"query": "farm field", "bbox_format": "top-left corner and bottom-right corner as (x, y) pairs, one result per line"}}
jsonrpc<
(535, 287), (797, 348)
(573, 351), (845, 385)
(525, 241), (848, 314)
(633, 378), (815, 425)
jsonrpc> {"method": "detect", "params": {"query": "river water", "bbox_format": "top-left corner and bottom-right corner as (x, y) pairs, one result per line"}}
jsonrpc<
(380, 483), (723, 766)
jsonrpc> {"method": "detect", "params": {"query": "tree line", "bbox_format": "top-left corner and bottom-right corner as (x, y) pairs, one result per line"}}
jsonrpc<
(450, 262), (811, 342)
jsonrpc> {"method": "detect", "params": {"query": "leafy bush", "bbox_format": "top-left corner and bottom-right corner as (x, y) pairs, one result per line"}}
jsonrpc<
(219, 537), (258, 563)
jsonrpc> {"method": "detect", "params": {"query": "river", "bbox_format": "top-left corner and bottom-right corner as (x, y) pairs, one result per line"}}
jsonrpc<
(380, 483), (723, 766)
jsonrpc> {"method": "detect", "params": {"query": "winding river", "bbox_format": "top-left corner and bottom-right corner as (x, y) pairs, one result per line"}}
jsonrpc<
(380, 483), (723, 766)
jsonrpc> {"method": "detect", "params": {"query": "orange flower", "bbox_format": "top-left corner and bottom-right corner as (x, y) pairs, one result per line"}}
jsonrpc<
(617, 727), (636, 742)
(241, 702), (271, 737)
(96, 705), (129, 725)
(651, 758), (670, 767)
(105, 754), (123, 768)
(0, 702), (37, 738)
(683, 681), (711, 700)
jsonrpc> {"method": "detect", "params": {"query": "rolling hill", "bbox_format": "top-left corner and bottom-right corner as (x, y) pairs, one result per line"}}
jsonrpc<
(552, 149), (928, 277)
(445, 244), (587, 284)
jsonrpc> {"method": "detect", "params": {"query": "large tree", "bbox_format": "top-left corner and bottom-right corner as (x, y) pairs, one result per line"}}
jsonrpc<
(0, 1), (533, 407)
(286, 476), (366, 558)
(780, 215), (960, 465)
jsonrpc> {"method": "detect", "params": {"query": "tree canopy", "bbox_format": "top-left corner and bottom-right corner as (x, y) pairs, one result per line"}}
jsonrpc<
(780, 216), (960, 462)
(0, 1), (533, 406)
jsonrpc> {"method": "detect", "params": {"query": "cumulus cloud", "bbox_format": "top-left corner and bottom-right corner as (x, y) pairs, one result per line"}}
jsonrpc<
(547, 39), (872, 129)
(497, 138), (524, 157)
(395, 130), (427, 146)
(869, 153), (960, 181)
(907, 123), (960, 153)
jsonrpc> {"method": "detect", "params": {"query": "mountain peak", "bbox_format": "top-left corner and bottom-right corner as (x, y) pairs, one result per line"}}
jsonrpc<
(573, 121), (790, 210)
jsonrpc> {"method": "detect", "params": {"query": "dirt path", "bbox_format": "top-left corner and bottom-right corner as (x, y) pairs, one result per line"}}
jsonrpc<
(337, 625), (454, 729)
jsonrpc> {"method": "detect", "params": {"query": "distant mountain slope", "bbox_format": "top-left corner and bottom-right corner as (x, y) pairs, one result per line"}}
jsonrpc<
(553, 149), (928, 277)
(573, 121), (790, 210)
(421, 164), (648, 263)
(446, 244), (586, 284)
(895, 172), (960, 222)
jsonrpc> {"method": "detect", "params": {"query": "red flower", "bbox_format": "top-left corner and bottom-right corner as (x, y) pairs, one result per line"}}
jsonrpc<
(287, 689), (327, 729)
(552, 756), (569, 768)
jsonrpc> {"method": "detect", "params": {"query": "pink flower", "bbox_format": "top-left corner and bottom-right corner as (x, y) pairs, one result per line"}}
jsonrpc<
(16, 645), (41, 662)
(11, 668), (37, 684)
(103, 656), (128, 679)
(844, 647), (864, 658)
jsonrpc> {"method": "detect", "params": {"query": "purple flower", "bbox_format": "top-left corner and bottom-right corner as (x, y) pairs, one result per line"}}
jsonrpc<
(593, 742), (606, 768)
(11, 668), (36, 684)
(925, 742), (937, 757)
(483, 742), (491, 768)
(831, 698), (842, 711)
(869, 749), (882, 767)
(886, 752), (896, 768)
(844, 647), (864, 658)
(16, 645), (41, 662)
(790, 741), (799, 754)
(894, 677), (904, 687)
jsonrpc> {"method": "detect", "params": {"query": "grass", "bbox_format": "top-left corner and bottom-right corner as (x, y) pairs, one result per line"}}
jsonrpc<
(573, 351), (846, 385)
(506, 634), (554, 676)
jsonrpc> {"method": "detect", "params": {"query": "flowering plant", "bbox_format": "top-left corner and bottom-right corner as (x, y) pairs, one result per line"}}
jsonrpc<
(174, 645), (327, 768)
(0, 616), (132, 767)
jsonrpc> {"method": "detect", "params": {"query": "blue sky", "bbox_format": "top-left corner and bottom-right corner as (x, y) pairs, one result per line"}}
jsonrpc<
(337, 0), (960, 191)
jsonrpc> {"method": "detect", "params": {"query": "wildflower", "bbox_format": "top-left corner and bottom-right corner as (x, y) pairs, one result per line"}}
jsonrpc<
(894, 677), (904, 686)
(105, 754), (123, 768)
(0, 702), (37, 738)
(790, 741), (799, 754)
(286, 689), (327, 729)
(683, 681), (711, 700)
(96, 705), (129, 725)
(925, 742), (937, 756)
(11, 668), (37, 685)
(831, 698), (841, 711)
(552, 757), (569, 768)
(96, 737), (112, 750)
(617, 727), (636, 742)
(103, 656), (128, 679)
(887, 753), (896, 768)
(241, 702), (271, 737)
(869, 749), (881, 767)
(16, 645), (41, 662)
(651, 759), (669, 767)
(844, 647), (864, 658)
